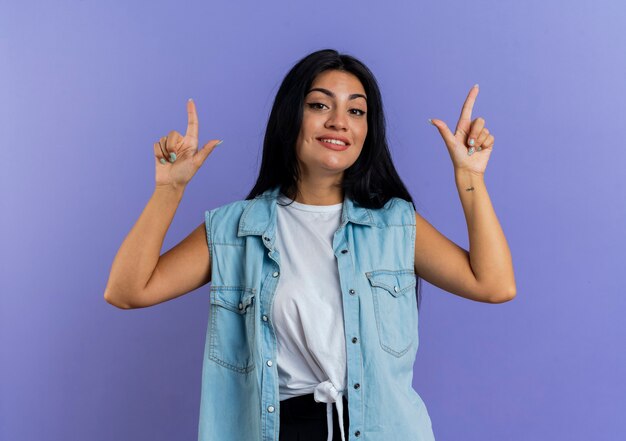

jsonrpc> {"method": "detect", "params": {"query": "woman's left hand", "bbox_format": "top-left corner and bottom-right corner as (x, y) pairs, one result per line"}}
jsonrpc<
(429, 84), (495, 176)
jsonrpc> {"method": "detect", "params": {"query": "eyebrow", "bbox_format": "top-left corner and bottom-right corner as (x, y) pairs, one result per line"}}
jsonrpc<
(306, 87), (367, 101)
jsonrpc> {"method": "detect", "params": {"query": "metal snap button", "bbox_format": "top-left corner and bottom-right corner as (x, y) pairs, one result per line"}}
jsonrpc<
(266, 360), (273, 367)
(262, 315), (268, 322)
(238, 302), (243, 310)
(394, 285), (399, 293)
(352, 337), (358, 343)
(272, 271), (279, 277)
(354, 383), (360, 389)
(349, 289), (356, 295)
(267, 405), (275, 413)
(341, 249), (348, 254)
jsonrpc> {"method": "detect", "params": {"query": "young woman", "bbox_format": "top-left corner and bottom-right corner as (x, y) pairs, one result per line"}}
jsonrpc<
(104, 49), (516, 441)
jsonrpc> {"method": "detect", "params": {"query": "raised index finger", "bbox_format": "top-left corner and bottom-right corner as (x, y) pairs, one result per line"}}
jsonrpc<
(186, 98), (199, 140)
(457, 84), (479, 126)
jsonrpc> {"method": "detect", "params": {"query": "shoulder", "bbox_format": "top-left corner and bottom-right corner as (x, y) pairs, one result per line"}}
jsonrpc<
(205, 198), (252, 222)
(369, 197), (415, 227)
(204, 199), (254, 243)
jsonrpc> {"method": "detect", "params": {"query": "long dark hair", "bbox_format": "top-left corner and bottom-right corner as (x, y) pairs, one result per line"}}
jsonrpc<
(245, 49), (415, 211)
(244, 49), (423, 311)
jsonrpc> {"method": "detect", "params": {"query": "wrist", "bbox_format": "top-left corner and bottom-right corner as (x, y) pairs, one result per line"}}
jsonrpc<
(154, 183), (186, 198)
(455, 168), (484, 180)
(454, 169), (484, 192)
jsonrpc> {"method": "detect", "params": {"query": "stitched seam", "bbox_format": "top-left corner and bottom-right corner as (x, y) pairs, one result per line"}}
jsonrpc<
(239, 198), (260, 233)
(365, 270), (416, 295)
(371, 287), (411, 357)
(207, 303), (256, 373)
(205, 210), (213, 275)
(210, 286), (257, 293)
(207, 353), (256, 373)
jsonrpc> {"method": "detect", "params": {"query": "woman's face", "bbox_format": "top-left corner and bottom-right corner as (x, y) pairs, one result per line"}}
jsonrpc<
(295, 69), (368, 179)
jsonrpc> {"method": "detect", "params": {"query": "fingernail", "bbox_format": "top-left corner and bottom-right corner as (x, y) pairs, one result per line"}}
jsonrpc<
(188, 98), (193, 102)
(469, 138), (475, 146)
(476, 146), (482, 151)
(428, 118), (434, 125)
(159, 158), (167, 164)
(216, 140), (224, 146)
(473, 83), (479, 89)
(468, 147), (475, 156)
(169, 152), (177, 162)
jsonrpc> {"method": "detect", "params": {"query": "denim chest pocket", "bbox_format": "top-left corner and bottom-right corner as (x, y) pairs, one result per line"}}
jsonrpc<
(208, 286), (256, 373)
(366, 269), (418, 357)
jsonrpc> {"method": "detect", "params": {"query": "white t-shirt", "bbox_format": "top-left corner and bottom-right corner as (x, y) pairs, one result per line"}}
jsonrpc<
(273, 193), (348, 441)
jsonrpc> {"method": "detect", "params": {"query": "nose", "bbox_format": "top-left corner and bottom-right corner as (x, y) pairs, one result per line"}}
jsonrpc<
(325, 108), (348, 131)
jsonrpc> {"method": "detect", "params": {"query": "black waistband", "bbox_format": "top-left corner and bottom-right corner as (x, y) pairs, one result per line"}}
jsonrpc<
(280, 393), (348, 420)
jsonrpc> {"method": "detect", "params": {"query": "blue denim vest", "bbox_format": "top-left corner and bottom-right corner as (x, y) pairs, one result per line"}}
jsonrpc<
(199, 185), (435, 440)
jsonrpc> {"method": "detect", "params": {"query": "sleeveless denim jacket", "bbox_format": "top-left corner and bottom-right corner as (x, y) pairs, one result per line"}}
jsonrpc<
(199, 185), (435, 440)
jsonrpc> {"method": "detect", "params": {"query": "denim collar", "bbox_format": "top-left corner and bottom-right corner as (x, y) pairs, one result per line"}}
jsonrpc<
(237, 185), (376, 240)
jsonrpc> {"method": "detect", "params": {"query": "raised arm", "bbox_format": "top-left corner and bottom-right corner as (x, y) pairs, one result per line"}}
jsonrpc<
(110, 219), (213, 309)
(103, 98), (221, 308)
(104, 199), (212, 309)
(418, 84), (516, 303)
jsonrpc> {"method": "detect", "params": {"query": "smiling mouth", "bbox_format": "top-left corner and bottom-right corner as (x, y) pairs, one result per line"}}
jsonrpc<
(316, 138), (350, 150)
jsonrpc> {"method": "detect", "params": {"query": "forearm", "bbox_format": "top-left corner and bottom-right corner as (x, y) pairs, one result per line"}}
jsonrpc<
(104, 184), (185, 307)
(454, 169), (516, 300)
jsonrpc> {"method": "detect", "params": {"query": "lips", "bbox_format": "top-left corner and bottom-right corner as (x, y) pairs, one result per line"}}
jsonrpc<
(316, 135), (350, 145)
(316, 138), (350, 151)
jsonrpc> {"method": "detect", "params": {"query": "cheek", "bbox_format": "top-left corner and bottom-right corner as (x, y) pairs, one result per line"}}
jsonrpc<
(353, 126), (367, 159)
(295, 123), (310, 152)
(352, 146), (364, 163)
(300, 113), (317, 135)
(295, 123), (314, 155)
(358, 122), (368, 142)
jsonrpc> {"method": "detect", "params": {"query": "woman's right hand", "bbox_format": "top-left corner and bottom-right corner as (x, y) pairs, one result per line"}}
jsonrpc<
(153, 99), (222, 190)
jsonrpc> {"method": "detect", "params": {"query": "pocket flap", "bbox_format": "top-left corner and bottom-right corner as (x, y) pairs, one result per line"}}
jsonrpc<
(365, 270), (416, 297)
(209, 286), (255, 313)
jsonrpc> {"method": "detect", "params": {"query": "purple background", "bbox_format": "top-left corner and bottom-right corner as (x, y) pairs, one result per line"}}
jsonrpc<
(2, 1), (625, 440)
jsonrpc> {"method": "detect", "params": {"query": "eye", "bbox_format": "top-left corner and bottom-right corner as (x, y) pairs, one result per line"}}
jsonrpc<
(307, 102), (366, 116)
(350, 108), (366, 116)
(307, 102), (328, 110)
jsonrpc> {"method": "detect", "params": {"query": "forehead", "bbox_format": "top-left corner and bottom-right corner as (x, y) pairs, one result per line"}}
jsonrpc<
(310, 70), (366, 94)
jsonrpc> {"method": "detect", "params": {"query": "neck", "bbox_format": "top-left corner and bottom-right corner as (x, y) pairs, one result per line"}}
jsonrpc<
(290, 174), (344, 205)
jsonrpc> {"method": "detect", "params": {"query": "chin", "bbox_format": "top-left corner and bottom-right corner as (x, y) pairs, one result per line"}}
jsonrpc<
(297, 148), (358, 175)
